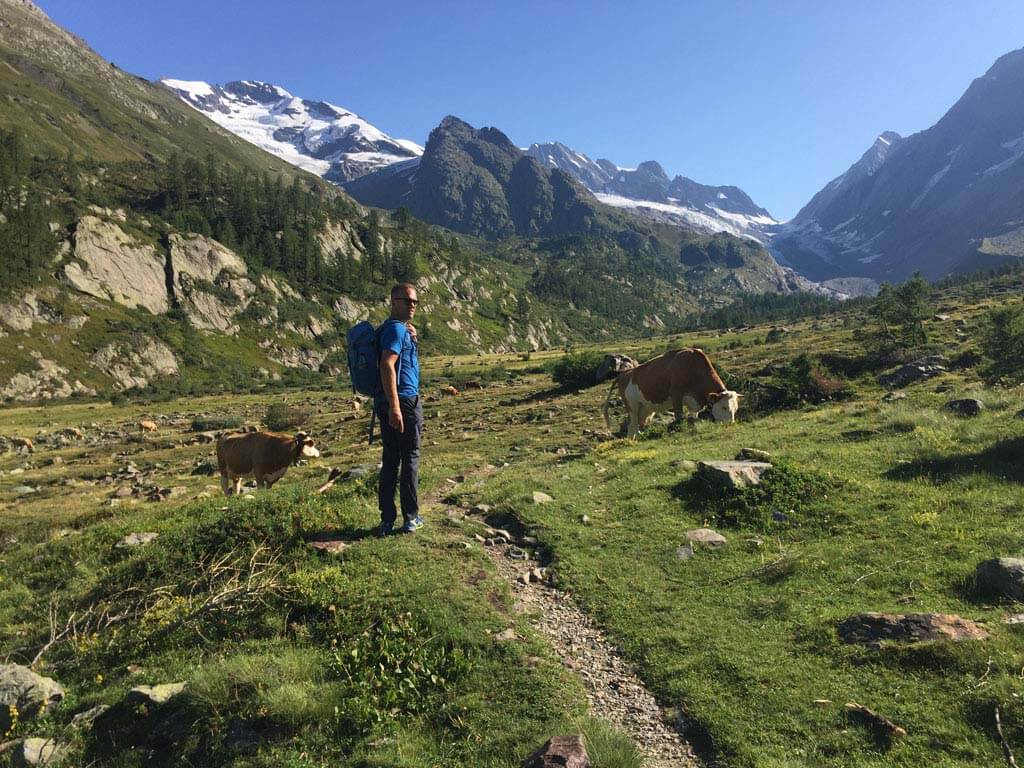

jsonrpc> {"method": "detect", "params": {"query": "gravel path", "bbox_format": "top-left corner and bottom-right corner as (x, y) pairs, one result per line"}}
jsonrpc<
(477, 524), (701, 767)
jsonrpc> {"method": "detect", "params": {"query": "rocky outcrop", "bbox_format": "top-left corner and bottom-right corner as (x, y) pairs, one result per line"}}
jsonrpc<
(64, 216), (169, 314)
(0, 291), (84, 331)
(697, 460), (773, 490)
(0, 358), (95, 401)
(317, 218), (364, 261)
(91, 337), (179, 391)
(523, 735), (591, 768)
(169, 233), (255, 333)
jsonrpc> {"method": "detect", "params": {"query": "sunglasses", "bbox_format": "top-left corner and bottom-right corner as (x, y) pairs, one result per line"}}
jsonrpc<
(395, 297), (419, 305)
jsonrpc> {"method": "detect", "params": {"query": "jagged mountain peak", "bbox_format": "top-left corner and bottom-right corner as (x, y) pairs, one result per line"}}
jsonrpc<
(161, 77), (423, 183)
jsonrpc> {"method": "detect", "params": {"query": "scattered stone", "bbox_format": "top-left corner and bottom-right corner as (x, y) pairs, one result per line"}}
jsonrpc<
(1005, 614), (1024, 625)
(837, 613), (988, 645)
(309, 539), (349, 555)
(190, 458), (217, 476)
(71, 704), (110, 729)
(517, 572), (531, 585)
(675, 544), (695, 561)
(933, 313), (951, 321)
(878, 358), (947, 388)
(470, 503), (492, 515)
(116, 532), (159, 548)
(10, 737), (66, 767)
(772, 510), (790, 523)
(495, 627), (518, 642)
(735, 448), (772, 462)
(92, 682), (188, 750)
(580, 514), (591, 525)
(975, 558), (1024, 601)
(943, 398), (983, 417)
(882, 391), (907, 402)
(696, 460), (772, 490)
(685, 528), (727, 548)
(0, 664), (65, 733)
(344, 463), (379, 480)
(13, 485), (37, 496)
(523, 734), (591, 768)
(532, 491), (554, 504)
(745, 537), (765, 549)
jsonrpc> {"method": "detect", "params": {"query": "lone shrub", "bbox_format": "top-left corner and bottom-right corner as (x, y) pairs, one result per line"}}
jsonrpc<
(264, 404), (310, 432)
(190, 415), (243, 432)
(981, 303), (1024, 383)
(551, 350), (607, 389)
(868, 274), (931, 355)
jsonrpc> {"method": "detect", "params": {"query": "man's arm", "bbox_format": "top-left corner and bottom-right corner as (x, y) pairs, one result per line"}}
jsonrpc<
(379, 350), (403, 432)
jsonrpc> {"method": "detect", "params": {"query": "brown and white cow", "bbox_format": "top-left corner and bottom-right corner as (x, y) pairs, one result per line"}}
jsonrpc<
(602, 348), (740, 438)
(216, 430), (320, 496)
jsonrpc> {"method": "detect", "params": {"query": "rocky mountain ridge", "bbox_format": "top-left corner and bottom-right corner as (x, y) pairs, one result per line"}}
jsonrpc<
(772, 47), (1024, 281)
(526, 143), (778, 242)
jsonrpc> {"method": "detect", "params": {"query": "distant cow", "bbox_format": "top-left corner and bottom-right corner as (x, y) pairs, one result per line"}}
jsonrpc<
(602, 348), (740, 438)
(442, 385), (460, 396)
(139, 420), (158, 432)
(216, 431), (320, 496)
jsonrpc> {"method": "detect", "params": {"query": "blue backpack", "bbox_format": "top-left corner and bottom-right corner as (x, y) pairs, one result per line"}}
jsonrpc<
(346, 320), (404, 397)
(346, 320), (381, 396)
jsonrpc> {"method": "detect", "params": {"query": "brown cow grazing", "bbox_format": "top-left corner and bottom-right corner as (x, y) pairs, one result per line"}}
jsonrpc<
(216, 431), (320, 496)
(139, 420), (158, 432)
(441, 385), (460, 396)
(602, 348), (740, 438)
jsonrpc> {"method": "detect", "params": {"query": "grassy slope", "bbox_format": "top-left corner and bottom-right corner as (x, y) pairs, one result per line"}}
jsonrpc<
(3, 276), (1024, 765)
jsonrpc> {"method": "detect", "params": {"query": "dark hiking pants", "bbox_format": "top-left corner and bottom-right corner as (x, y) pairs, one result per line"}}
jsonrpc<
(376, 396), (422, 527)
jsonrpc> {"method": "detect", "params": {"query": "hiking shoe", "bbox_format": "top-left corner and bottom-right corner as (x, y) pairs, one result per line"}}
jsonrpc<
(377, 522), (394, 538)
(401, 515), (424, 533)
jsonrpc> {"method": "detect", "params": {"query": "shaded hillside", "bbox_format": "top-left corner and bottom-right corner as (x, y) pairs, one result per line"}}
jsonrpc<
(773, 47), (1024, 281)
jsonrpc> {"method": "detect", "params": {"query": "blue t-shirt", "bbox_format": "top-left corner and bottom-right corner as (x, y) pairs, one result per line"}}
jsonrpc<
(377, 320), (419, 399)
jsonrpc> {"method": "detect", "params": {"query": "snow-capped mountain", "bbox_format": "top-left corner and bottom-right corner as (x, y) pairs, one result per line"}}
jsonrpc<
(160, 79), (422, 183)
(773, 46), (1024, 281)
(526, 143), (778, 242)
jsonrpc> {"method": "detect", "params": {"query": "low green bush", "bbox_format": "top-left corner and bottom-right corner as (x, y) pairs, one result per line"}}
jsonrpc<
(190, 415), (243, 432)
(264, 403), (310, 432)
(551, 350), (607, 389)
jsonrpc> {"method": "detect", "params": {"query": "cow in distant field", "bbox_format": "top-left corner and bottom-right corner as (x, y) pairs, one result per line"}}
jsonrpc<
(216, 430), (320, 496)
(602, 348), (740, 438)
(139, 420), (158, 432)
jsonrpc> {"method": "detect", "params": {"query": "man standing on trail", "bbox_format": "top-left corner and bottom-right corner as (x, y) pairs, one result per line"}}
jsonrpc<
(376, 283), (423, 536)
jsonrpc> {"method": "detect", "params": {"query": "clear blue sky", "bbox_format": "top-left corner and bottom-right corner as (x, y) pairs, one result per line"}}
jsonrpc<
(38, 0), (1024, 220)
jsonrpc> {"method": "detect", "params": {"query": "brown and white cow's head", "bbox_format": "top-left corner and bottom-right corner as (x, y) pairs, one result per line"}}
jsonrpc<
(294, 432), (321, 460)
(708, 390), (741, 423)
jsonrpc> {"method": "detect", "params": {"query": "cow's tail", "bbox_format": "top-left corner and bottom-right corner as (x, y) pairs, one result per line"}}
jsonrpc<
(601, 378), (620, 430)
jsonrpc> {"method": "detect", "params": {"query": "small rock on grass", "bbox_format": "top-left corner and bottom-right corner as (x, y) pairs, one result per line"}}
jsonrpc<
(116, 532), (158, 548)
(11, 737), (66, 767)
(943, 398), (983, 417)
(685, 528), (727, 548)
(675, 544), (695, 561)
(532, 491), (553, 504)
(975, 557), (1024, 601)
(523, 734), (590, 768)
(0, 664), (65, 733)
(837, 613), (988, 645)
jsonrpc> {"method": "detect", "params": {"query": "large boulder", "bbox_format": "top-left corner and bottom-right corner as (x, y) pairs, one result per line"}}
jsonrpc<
(90, 337), (179, 391)
(595, 354), (637, 383)
(64, 216), (169, 314)
(837, 613), (988, 645)
(976, 558), (1024, 601)
(523, 735), (590, 768)
(0, 292), (69, 332)
(0, 664), (65, 733)
(697, 460), (772, 490)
